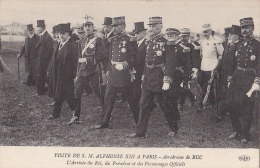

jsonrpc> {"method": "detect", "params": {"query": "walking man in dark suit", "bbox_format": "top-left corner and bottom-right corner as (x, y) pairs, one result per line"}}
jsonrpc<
(47, 23), (78, 122)
(17, 24), (39, 86)
(35, 20), (53, 95)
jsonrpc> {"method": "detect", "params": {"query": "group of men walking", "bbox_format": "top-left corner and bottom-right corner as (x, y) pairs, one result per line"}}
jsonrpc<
(15, 15), (259, 144)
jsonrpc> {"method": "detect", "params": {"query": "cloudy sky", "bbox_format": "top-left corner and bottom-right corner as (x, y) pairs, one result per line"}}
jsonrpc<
(0, 0), (260, 34)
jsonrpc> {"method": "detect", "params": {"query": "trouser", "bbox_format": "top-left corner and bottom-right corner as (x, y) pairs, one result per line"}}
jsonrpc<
(217, 71), (229, 118)
(198, 70), (216, 107)
(52, 96), (75, 118)
(229, 99), (254, 139)
(133, 78), (142, 102)
(74, 73), (103, 118)
(100, 84), (139, 126)
(26, 70), (36, 85)
(179, 87), (195, 106)
(36, 71), (47, 95)
(136, 89), (179, 136)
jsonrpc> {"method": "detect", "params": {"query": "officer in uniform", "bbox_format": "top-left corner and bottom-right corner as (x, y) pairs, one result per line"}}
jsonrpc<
(70, 15), (106, 125)
(213, 25), (241, 122)
(128, 17), (179, 138)
(177, 28), (200, 110)
(227, 17), (260, 144)
(91, 16), (140, 129)
(198, 24), (224, 111)
(17, 24), (40, 86)
(131, 22), (147, 101)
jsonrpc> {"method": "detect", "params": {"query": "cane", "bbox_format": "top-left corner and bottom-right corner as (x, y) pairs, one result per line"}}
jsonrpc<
(17, 57), (20, 83)
(0, 55), (13, 73)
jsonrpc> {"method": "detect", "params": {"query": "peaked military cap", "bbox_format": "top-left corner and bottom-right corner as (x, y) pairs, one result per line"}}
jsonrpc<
(111, 16), (125, 26)
(240, 17), (254, 27)
(147, 16), (162, 25)
(166, 28), (180, 35)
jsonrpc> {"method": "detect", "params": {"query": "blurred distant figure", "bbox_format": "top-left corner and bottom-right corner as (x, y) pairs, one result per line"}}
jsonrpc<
(35, 20), (53, 96)
(17, 24), (40, 86)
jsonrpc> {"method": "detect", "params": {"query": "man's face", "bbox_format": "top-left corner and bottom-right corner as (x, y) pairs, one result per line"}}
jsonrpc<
(203, 29), (212, 38)
(228, 33), (239, 43)
(136, 31), (146, 41)
(241, 25), (254, 37)
(83, 23), (94, 35)
(27, 29), (34, 36)
(58, 32), (69, 43)
(167, 33), (179, 42)
(112, 24), (125, 35)
(36, 27), (44, 34)
(54, 33), (60, 42)
(181, 35), (190, 42)
(149, 24), (162, 36)
(103, 25), (113, 34)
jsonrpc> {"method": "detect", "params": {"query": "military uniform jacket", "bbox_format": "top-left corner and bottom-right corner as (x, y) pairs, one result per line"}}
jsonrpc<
(20, 34), (40, 73)
(35, 31), (54, 75)
(51, 38), (78, 100)
(107, 32), (137, 87)
(142, 33), (173, 92)
(77, 34), (106, 77)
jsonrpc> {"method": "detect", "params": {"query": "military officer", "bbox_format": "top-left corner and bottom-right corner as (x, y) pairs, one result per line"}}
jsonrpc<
(197, 23), (224, 111)
(128, 17), (179, 138)
(35, 20), (54, 95)
(91, 16), (140, 129)
(227, 17), (260, 144)
(177, 28), (200, 110)
(17, 24), (40, 86)
(47, 23), (78, 121)
(213, 25), (241, 123)
(70, 15), (106, 125)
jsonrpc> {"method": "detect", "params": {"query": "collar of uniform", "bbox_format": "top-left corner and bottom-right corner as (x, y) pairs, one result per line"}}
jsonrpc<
(113, 31), (127, 39)
(138, 37), (145, 46)
(150, 33), (164, 42)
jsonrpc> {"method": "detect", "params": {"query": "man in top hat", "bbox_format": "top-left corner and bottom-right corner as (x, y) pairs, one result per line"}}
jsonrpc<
(128, 17), (180, 138)
(71, 15), (106, 125)
(131, 22), (147, 101)
(212, 25), (241, 123)
(227, 17), (260, 144)
(35, 20), (54, 95)
(223, 27), (232, 49)
(197, 23), (224, 111)
(47, 23), (78, 121)
(91, 16), (140, 130)
(47, 25), (60, 106)
(17, 24), (40, 86)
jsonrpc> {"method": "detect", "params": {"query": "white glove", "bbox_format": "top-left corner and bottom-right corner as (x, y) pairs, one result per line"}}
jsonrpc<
(246, 83), (260, 97)
(115, 64), (124, 71)
(192, 68), (198, 79)
(78, 58), (86, 63)
(162, 82), (170, 90)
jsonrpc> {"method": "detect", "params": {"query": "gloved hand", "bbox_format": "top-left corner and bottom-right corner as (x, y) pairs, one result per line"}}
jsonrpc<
(162, 82), (170, 90)
(115, 64), (124, 71)
(78, 58), (86, 63)
(192, 68), (198, 79)
(247, 83), (260, 97)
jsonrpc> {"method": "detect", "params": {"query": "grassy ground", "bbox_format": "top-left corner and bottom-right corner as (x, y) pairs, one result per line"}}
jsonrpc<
(0, 41), (259, 148)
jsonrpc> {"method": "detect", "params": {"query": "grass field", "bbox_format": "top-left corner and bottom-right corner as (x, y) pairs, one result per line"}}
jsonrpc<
(0, 41), (259, 148)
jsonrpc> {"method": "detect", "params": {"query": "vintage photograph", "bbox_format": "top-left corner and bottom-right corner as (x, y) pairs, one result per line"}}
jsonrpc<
(0, 0), (259, 151)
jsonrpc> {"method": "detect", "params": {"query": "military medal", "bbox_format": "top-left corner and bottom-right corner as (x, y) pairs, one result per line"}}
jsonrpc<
(156, 50), (162, 56)
(121, 48), (126, 53)
(250, 55), (256, 61)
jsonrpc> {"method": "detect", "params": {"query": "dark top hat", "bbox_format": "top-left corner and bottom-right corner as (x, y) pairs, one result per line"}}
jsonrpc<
(133, 22), (147, 34)
(37, 20), (46, 27)
(27, 24), (34, 31)
(103, 17), (112, 25)
(57, 23), (72, 33)
(230, 25), (241, 36)
(52, 25), (58, 33)
(224, 27), (231, 36)
(111, 16), (125, 26)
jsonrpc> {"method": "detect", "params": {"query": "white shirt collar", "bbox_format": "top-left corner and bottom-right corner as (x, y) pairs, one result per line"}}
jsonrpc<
(40, 30), (47, 36)
(137, 37), (145, 47)
(106, 31), (112, 38)
(29, 33), (35, 38)
(59, 37), (71, 50)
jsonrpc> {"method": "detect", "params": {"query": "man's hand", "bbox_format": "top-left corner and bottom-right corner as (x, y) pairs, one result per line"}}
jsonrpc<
(115, 64), (124, 71)
(246, 83), (260, 97)
(78, 58), (86, 63)
(162, 82), (170, 90)
(17, 53), (21, 61)
(192, 68), (198, 79)
(74, 77), (78, 84)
